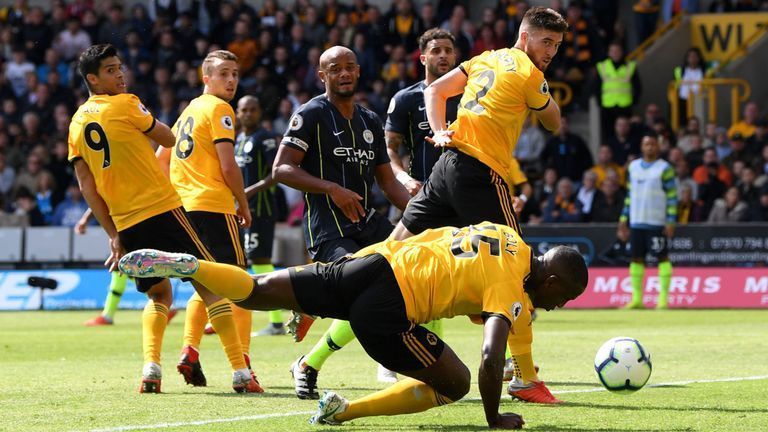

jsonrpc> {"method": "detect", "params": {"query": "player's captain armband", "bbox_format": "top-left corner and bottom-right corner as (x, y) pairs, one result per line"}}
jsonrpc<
(282, 136), (309, 152)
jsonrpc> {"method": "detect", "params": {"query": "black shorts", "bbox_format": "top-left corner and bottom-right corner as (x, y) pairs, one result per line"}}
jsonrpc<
(401, 149), (521, 235)
(290, 253), (445, 371)
(243, 215), (276, 261)
(308, 212), (393, 262)
(630, 227), (669, 260)
(119, 207), (215, 293)
(187, 211), (246, 267)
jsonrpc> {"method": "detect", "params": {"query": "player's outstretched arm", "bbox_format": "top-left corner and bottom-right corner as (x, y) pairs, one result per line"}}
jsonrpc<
(74, 208), (93, 234)
(144, 120), (176, 148)
(244, 172), (276, 200)
(216, 142), (251, 227)
(273, 144), (365, 222)
(73, 160), (123, 271)
(480, 316), (525, 429)
(374, 164), (411, 211)
(531, 97), (561, 133)
(425, 68), (467, 135)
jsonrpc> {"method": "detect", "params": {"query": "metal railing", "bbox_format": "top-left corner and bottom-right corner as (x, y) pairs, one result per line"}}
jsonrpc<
(707, 23), (768, 77)
(667, 78), (751, 132)
(627, 13), (685, 62)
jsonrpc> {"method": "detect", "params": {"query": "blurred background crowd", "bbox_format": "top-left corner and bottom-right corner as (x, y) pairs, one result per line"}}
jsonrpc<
(1, 0), (767, 229)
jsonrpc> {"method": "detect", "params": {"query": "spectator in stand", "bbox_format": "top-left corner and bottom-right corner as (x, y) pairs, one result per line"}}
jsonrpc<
(633, 0), (660, 44)
(737, 166), (760, 205)
(596, 42), (641, 141)
(750, 185), (768, 221)
(303, 6), (327, 49)
(352, 33), (378, 86)
(228, 19), (260, 75)
(676, 183), (704, 223)
(703, 121), (718, 148)
(471, 24), (500, 56)
(385, 0), (424, 53)
(534, 167), (559, 209)
(175, 13), (202, 57)
(747, 118), (767, 154)
(155, 30), (179, 71)
(46, 139), (72, 204)
(272, 98), (293, 135)
(556, 1), (600, 105)
(419, 2), (438, 29)
(677, 115), (702, 153)
(697, 161), (728, 216)
(288, 24), (311, 70)
(0, 152), (15, 199)
(5, 48), (35, 98)
(14, 152), (48, 195)
(693, 148), (733, 186)
(683, 135), (705, 171)
(51, 181), (90, 227)
(349, 0), (372, 26)
(675, 158), (698, 201)
(728, 101), (760, 140)
(708, 186), (749, 223)
(97, 4), (131, 50)
(607, 116), (639, 165)
(53, 17), (92, 62)
(36, 48), (69, 85)
(13, 186), (45, 226)
(441, 6), (471, 62)
(576, 170), (598, 221)
(543, 177), (583, 223)
(514, 117), (547, 178)
(22, 7), (52, 64)
(591, 174), (626, 222)
(35, 171), (55, 225)
(722, 133), (757, 172)
(542, 116), (594, 182)
(591, 144), (626, 187)
(176, 68), (201, 103)
(757, 145), (768, 184)
(673, 48), (707, 128)
(210, 2), (237, 47)
(155, 88), (178, 127)
(712, 126), (731, 160)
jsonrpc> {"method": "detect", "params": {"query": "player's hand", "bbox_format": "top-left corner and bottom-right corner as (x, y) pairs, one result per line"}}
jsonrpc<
(426, 129), (454, 148)
(105, 236), (125, 273)
(329, 184), (365, 223)
(74, 218), (88, 235)
(664, 223), (675, 238)
(237, 206), (252, 228)
(512, 196), (526, 214)
(488, 413), (525, 429)
(405, 179), (423, 196)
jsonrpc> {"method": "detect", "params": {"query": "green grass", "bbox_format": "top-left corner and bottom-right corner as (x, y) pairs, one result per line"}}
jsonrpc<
(1, 310), (766, 432)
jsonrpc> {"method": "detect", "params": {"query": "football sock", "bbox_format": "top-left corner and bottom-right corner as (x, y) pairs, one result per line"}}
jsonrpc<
(511, 352), (539, 383)
(336, 378), (453, 421)
(183, 292), (207, 349)
(251, 264), (282, 326)
(232, 304), (252, 354)
(194, 260), (255, 301)
(304, 320), (356, 370)
(102, 272), (127, 320)
(657, 261), (673, 309)
(207, 298), (248, 371)
(142, 300), (169, 364)
(422, 319), (443, 338)
(629, 262), (645, 306)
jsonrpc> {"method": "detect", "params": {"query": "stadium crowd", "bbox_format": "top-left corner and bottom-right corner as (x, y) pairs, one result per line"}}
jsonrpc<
(1, 0), (767, 228)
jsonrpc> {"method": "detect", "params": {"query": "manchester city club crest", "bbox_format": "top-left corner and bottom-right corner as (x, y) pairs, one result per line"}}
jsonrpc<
(363, 129), (374, 144)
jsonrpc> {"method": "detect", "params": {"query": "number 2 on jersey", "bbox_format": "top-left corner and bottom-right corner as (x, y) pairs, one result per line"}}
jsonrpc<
(84, 122), (111, 168)
(463, 70), (495, 114)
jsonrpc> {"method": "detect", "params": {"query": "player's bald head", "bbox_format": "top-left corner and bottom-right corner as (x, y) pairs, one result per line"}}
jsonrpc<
(319, 46), (357, 70)
(237, 95), (260, 110)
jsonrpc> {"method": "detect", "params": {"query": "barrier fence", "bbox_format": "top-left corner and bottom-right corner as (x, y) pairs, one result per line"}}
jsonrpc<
(1, 224), (766, 310)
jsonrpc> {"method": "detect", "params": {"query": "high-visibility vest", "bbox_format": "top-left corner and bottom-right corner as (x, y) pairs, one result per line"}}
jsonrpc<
(597, 59), (636, 108)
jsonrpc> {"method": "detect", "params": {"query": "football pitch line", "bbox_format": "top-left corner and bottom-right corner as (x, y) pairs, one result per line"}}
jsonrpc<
(86, 375), (768, 432)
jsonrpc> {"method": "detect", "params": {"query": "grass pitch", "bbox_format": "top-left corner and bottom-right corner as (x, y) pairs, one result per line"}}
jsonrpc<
(1, 309), (766, 432)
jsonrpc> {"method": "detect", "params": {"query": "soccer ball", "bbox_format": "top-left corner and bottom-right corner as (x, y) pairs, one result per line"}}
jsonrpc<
(594, 337), (652, 393)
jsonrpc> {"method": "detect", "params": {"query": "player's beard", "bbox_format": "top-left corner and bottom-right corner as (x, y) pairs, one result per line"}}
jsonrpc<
(333, 87), (356, 98)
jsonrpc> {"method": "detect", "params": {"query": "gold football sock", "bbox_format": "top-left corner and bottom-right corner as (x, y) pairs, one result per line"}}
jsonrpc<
(336, 378), (453, 421)
(142, 300), (169, 364)
(232, 304), (253, 354)
(182, 292), (207, 349)
(194, 261), (254, 301)
(207, 298), (247, 371)
(511, 352), (539, 383)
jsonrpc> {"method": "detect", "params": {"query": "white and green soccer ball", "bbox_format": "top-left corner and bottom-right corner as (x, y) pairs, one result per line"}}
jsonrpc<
(594, 337), (652, 393)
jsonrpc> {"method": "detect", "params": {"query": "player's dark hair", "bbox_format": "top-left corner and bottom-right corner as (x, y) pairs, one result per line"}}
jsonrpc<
(418, 28), (455, 52)
(77, 44), (119, 91)
(522, 7), (568, 34)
